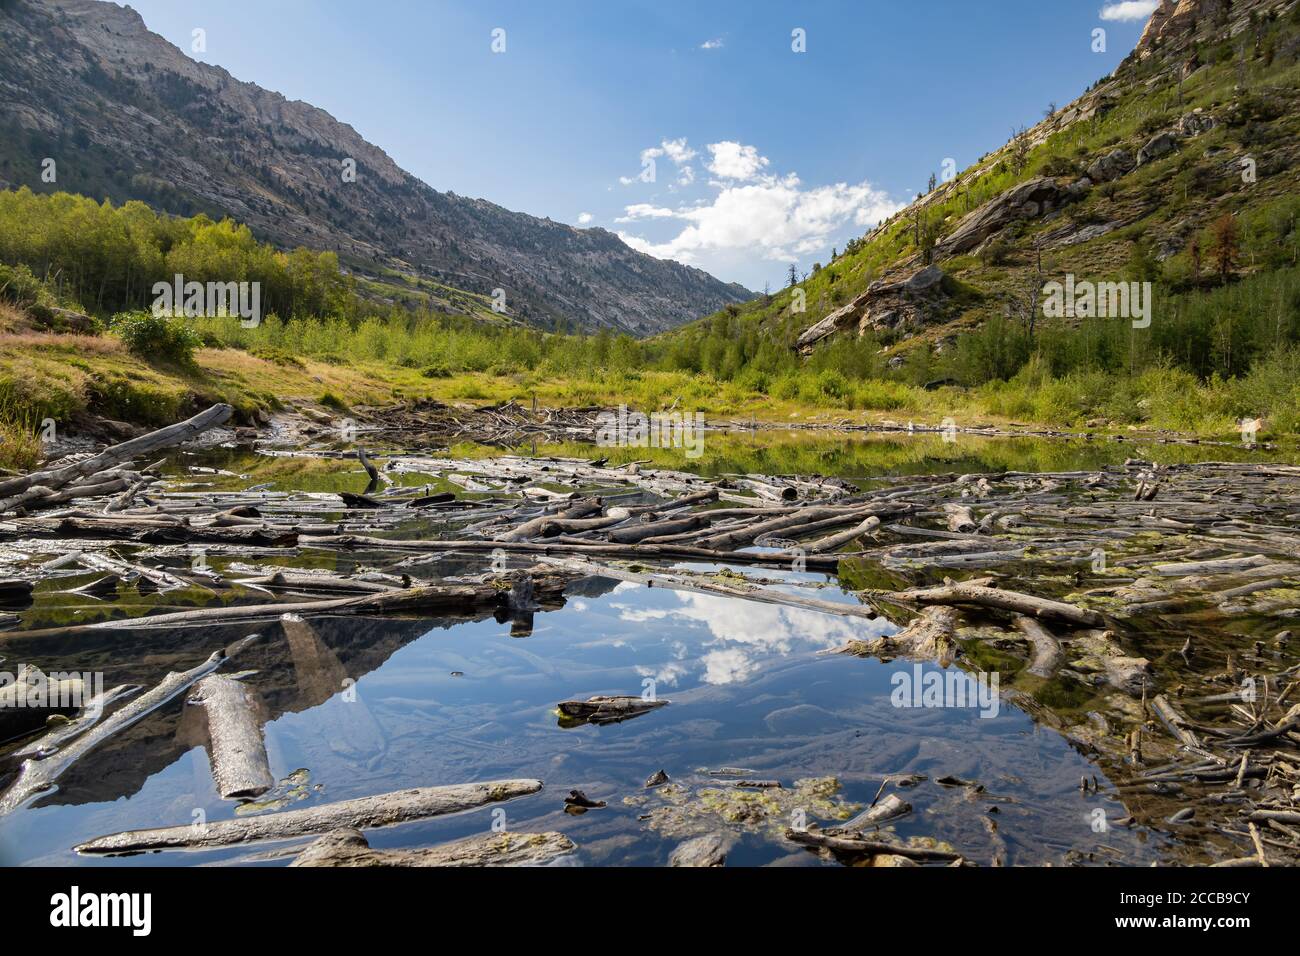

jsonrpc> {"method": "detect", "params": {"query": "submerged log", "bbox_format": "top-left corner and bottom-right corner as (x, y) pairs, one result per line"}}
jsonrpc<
(289, 827), (575, 867)
(10, 683), (140, 760)
(556, 695), (668, 726)
(1014, 615), (1064, 678)
(190, 674), (274, 800)
(841, 793), (912, 830)
(76, 779), (544, 854)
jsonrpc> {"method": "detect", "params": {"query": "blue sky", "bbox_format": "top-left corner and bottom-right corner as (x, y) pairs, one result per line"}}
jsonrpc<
(117, 0), (1158, 292)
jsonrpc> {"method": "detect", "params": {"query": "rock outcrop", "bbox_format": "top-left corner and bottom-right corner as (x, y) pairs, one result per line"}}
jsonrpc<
(1086, 148), (1136, 183)
(796, 265), (951, 354)
(934, 178), (1064, 258)
(1132, 0), (1276, 62)
(1136, 131), (1182, 166)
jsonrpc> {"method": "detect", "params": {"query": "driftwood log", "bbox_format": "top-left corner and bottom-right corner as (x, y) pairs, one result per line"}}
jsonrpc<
(0, 404), (232, 513)
(189, 674), (274, 800)
(75, 779), (544, 854)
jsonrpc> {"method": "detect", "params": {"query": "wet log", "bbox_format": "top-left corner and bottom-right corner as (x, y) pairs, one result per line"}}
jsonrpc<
(841, 793), (912, 830)
(888, 582), (1103, 627)
(357, 448), (381, 482)
(290, 827), (575, 867)
(298, 534), (844, 571)
(0, 404), (232, 510)
(785, 827), (963, 862)
(190, 674), (274, 800)
(556, 695), (667, 726)
(76, 779), (544, 854)
(804, 515), (881, 554)
(1150, 694), (1202, 749)
(11, 683), (140, 760)
(1014, 615), (1064, 678)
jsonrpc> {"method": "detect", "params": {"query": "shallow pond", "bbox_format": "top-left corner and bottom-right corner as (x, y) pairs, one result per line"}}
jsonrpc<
(0, 428), (1291, 866)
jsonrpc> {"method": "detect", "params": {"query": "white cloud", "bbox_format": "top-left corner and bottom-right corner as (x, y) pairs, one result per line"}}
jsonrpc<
(615, 203), (676, 223)
(700, 38), (724, 50)
(618, 166), (901, 263)
(660, 137), (696, 164)
(706, 141), (770, 181)
(576, 212), (593, 225)
(677, 165), (695, 186)
(1100, 1), (1159, 22)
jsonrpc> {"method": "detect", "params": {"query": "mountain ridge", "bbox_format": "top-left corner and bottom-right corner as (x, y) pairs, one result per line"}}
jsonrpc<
(0, 0), (751, 333)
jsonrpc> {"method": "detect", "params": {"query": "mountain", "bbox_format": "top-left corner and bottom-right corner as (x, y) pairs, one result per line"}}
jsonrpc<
(667, 0), (1300, 365)
(0, 0), (751, 333)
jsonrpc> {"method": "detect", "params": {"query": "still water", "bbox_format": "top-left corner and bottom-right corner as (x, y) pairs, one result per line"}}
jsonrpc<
(0, 431), (1285, 866)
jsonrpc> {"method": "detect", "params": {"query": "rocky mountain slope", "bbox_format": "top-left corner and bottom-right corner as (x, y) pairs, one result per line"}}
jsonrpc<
(0, 0), (750, 333)
(673, 0), (1300, 367)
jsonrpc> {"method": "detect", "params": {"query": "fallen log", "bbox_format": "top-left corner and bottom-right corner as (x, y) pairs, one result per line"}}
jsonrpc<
(944, 504), (978, 534)
(76, 779), (544, 854)
(804, 515), (881, 554)
(886, 582), (1104, 628)
(556, 695), (668, 726)
(837, 605), (958, 663)
(10, 683), (140, 760)
(0, 404), (232, 510)
(1014, 615), (1064, 678)
(0, 665), (84, 741)
(841, 793), (912, 830)
(289, 827), (575, 867)
(298, 534), (843, 571)
(1150, 694), (1202, 749)
(785, 827), (964, 862)
(190, 674), (274, 800)
(606, 514), (707, 544)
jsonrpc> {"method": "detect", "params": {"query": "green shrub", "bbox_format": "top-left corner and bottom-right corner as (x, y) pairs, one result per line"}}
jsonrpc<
(110, 311), (202, 366)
